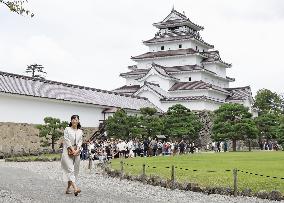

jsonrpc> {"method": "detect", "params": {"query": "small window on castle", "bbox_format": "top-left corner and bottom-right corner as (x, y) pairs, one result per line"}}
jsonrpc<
(189, 77), (191, 81)
(179, 44), (182, 49)
(161, 46), (164, 50)
(196, 46), (198, 50)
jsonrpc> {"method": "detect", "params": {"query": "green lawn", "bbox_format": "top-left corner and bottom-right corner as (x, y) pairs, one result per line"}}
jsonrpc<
(5, 153), (61, 162)
(111, 151), (284, 194)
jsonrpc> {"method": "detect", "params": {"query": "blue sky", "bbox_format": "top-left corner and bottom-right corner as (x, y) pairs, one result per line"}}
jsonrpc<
(0, 0), (283, 95)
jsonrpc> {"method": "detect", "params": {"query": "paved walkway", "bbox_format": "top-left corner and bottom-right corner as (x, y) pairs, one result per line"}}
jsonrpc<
(0, 161), (282, 203)
(0, 166), (147, 203)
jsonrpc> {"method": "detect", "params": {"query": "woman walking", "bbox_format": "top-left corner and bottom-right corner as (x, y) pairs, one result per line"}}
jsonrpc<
(61, 115), (83, 196)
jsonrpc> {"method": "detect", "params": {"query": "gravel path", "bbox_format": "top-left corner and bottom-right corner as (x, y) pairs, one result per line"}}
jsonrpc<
(0, 161), (282, 203)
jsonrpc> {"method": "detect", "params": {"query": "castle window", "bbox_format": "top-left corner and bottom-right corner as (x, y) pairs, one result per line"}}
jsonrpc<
(189, 77), (191, 81)
(179, 44), (182, 49)
(161, 46), (164, 50)
(196, 46), (198, 50)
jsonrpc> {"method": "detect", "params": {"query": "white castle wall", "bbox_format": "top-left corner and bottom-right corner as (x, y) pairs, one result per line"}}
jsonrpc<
(201, 73), (229, 88)
(161, 100), (221, 111)
(147, 40), (209, 53)
(171, 71), (202, 82)
(135, 55), (203, 69)
(142, 73), (175, 90)
(0, 93), (104, 127)
(169, 89), (209, 97)
(136, 90), (163, 111)
(204, 63), (227, 78)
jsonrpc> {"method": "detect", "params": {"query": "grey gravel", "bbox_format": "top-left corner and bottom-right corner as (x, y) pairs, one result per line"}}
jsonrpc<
(0, 161), (282, 203)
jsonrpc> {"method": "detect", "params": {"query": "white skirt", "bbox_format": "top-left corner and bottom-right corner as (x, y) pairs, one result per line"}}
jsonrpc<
(61, 149), (80, 183)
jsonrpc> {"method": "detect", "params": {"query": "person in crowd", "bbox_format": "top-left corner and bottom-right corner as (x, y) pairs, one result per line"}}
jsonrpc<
(128, 139), (135, 158)
(81, 141), (88, 160)
(157, 140), (162, 156)
(224, 141), (228, 152)
(173, 141), (179, 156)
(143, 138), (149, 157)
(179, 140), (185, 154)
(133, 139), (139, 157)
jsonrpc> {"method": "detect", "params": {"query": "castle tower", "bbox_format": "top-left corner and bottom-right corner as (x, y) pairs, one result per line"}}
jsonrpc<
(114, 9), (255, 114)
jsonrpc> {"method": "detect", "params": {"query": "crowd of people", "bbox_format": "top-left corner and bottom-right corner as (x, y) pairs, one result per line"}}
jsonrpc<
(79, 138), (199, 161)
(79, 138), (282, 162)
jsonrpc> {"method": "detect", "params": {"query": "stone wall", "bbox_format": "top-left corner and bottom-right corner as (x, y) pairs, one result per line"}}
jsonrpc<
(0, 122), (97, 156)
(195, 111), (214, 148)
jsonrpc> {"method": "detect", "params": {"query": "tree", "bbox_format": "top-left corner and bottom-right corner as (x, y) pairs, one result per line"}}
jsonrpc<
(234, 119), (258, 151)
(140, 107), (157, 116)
(139, 107), (163, 138)
(276, 115), (284, 150)
(128, 115), (144, 139)
(163, 104), (202, 142)
(0, 0), (34, 17)
(26, 64), (47, 79)
(36, 117), (68, 153)
(105, 109), (132, 139)
(253, 89), (282, 115)
(255, 112), (280, 145)
(212, 103), (255, 151)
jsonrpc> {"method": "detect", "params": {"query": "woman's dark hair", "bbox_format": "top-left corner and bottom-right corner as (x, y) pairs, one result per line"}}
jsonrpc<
(69, 115), (81, 129)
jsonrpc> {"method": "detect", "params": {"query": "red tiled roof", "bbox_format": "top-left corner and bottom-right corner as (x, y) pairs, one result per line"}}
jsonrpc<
(154, 9), (204, 31)
(120, 64), (203, 77)
(161, 95), (224, 103)
(0, 71), (157, 111)
(226, 76), (235, 82)
(143, 31), (213, 48)
(225, 86), (252, 101)
(139, 81), (170, 98)
(135, 63), (179, 80)
(120, 69), (149, 77)
(113, 85), (141, 94)
(163, 64), (205, 73)
(131, 48), (198, 60)
(201, 51), (231, 67)
(169, 80), (230, 94)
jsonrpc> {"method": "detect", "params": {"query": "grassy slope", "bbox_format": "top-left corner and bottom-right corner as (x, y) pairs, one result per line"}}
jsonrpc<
(111, 151), (284, 194)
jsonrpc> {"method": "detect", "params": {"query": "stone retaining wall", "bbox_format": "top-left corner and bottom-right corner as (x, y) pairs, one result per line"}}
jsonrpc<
(196, 111), (214, 148)
(0, 122), (97, 156)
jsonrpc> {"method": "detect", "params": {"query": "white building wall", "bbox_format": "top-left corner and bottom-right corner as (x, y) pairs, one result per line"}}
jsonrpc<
(171, 71), (202, 82)
(146, 40), (209, 53)
(147, 41), (192, 52)
(191, 41), (209, 52)
(207, 91), (228, 101)
(201, 73), (229, 88)
(169, 89), (227, 102)
(201, 73), (216, 85)
(143, 74), (175, 90)
(161, 100), (220, 111)
(136, 90), (163, 111)
(0, 93), (135, 127)
(135, 55), (203, 69)
(169, 89), (209, 97)
(203, 101), (223, 111)
(204, 63), (227, 78)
